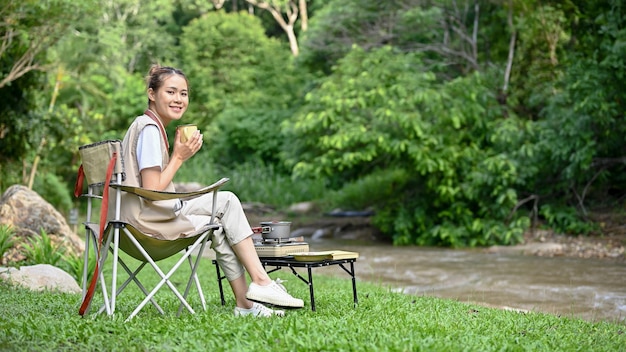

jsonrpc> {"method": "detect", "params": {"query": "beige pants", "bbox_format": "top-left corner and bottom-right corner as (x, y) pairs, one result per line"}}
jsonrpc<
(180, 191), (252, 281)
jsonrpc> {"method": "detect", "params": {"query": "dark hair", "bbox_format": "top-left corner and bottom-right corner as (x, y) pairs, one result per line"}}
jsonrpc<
(145, 65), (189, 103)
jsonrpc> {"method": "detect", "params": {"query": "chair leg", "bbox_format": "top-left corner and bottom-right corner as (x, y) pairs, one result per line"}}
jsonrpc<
(117, 260), (165, 314)
(178, 235), (210, 315)
(110, 225), (120, 315)
(123, 230), (206, 321)
(97, 226), (116, 316)
(92, 226), (214, 320)
(81, 229), (92, 299)
(180, 256), (205, 315)
(126, 263), (194, 321)
(97, 260), (165, 316)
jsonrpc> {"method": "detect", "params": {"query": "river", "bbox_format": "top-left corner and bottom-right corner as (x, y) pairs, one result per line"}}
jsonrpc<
(307, 237), (626, 324)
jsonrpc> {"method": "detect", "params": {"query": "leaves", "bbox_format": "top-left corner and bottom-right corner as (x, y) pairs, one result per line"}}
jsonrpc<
(288, 45), (530, 246)
(2, 0), (625, 249)
(0, 225), (17, 265)
(22, 229), (65, 267)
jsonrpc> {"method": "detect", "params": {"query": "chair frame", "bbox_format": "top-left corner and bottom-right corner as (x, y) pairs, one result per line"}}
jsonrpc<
(78, 140), (228, 321)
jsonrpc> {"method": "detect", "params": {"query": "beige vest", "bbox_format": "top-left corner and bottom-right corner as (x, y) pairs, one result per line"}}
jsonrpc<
(115, 114), (196, 240)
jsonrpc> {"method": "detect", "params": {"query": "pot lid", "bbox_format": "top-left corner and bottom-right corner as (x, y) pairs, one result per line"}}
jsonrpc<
(260, 221), (291, 225)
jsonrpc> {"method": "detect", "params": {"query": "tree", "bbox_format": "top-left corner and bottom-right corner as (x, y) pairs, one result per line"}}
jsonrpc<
(0, 0), (100, 190)
(44, 0), (184, 138)
(298, 0), (411, 74)
(0, 0), (96, 88)
(286, 46), (528, 246)
(525, 0), (626, 222)
(179, 11), (305, 166)
(1, 0), (178, 193)
(299, 0), (309, 31)
(245, 0), (302, 56)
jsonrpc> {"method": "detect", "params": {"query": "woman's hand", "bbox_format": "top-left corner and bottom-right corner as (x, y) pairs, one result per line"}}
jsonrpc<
(172, 128), (203, 162)
(141, 128), (203, 191)
(141, 129), (202, 191)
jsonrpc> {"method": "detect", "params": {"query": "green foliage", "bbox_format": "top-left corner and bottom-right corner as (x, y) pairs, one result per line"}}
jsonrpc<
(179, 154), (327, 209)
(510, 3), (570, 112)
(298, 0), (423, 74)
(0, 73), (42, 165)
(178, 11), (308, 169)
(288, 46), (430, 181)
(21, 229), (65, 267)
(324, 168), (410, 211)
(179, 11), (293, 125)
(516, 0), (626, 213)
(0, 161), (23, 192)
(2, 0), (625, 250)
(0, 225), (16, 263)
(61, 251), (95, 284)
(224, 161), (327, 208)
(298, 0), (512, 76)
(0, 0), (101, 162)
(288, 46), (528, 246)
(6, 201), (96, 283)
(537, 58), (626, 196)
(539, 204), (598, 235)
(32, 172), (73, 215)
(211, 107), (295, 167)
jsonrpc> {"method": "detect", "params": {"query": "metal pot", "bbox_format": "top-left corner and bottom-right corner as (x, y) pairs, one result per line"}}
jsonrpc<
(259, 221), (292, 239)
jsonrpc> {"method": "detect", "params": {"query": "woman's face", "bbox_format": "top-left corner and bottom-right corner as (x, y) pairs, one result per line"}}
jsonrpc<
(148, 74), (189, 125)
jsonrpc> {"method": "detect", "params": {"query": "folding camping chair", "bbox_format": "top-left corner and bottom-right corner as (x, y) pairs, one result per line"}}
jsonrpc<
(74, 139), (228, 321)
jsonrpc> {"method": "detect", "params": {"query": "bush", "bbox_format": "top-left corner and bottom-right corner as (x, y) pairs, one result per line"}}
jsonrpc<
(323, 167), (410, 211)
(539, 204), (598, 235)
(21, 228), (65, 267)
(32, 172), (73, 215)
(61, 251), (94, 284)
(0, 225), (16, 264)
(179, 156), (327, 209)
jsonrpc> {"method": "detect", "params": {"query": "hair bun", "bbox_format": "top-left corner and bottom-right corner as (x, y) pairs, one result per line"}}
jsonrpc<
(148, 64), (161, 76)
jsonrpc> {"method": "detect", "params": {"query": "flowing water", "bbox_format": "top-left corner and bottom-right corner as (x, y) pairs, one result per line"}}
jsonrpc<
(307, 237), (626, 324)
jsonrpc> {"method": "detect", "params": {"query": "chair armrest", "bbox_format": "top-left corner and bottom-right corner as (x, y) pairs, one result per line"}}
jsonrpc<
(110, 177), (229, 201)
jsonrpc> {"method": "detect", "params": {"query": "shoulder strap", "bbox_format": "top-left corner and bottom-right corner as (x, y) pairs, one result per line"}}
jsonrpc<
(144, 109), (169, 150)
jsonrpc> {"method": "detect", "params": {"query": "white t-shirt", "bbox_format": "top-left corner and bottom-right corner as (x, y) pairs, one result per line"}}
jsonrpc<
(137, 125), (163, 172)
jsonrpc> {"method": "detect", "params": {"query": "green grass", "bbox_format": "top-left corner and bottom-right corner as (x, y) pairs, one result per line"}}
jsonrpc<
(1, 254), (624, 351)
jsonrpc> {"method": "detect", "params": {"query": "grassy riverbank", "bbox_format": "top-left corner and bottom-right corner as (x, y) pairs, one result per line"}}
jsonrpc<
(1, 255), (624, 351)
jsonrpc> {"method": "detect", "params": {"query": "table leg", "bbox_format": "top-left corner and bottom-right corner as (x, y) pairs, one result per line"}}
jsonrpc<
(350, 261), (358, 306)
(285, 265), (316, 311)
(214, 260), (226, 306)
(255, 259), (358, 311)
(307, 266), (316, 311)
(339, 261), (358, 307)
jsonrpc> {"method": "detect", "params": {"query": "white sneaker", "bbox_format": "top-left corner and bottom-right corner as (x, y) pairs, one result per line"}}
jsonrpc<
(234, 302), (285, 317)
(246, 278), (305, 308)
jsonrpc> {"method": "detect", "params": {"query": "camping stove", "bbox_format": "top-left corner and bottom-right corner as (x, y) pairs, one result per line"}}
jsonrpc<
(254, 238), (309, 258)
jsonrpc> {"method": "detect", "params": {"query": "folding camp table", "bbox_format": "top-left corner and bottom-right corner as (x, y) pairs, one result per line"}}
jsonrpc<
(212, 257), (358, 311)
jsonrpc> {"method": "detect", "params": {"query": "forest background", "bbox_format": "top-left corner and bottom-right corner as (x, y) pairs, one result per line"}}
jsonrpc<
(1, 0), (624, 248)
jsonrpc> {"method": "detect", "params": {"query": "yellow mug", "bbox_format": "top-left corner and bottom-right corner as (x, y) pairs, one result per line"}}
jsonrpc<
(178, 124), (197, 143)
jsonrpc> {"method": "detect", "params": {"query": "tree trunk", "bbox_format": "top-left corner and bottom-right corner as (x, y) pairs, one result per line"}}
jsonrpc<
(286, 25), (299, 56)
(299, 0), (308, 31)
(503, 0), (516, 93)
(245, 0), (300, 56)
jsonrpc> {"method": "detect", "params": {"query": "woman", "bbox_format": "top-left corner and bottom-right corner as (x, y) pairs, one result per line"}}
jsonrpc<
(118, 64), (303, 317)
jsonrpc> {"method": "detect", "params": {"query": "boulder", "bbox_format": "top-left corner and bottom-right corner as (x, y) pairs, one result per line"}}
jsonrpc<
(0, 264), (80, 293)
(0, 185), (84, 264)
